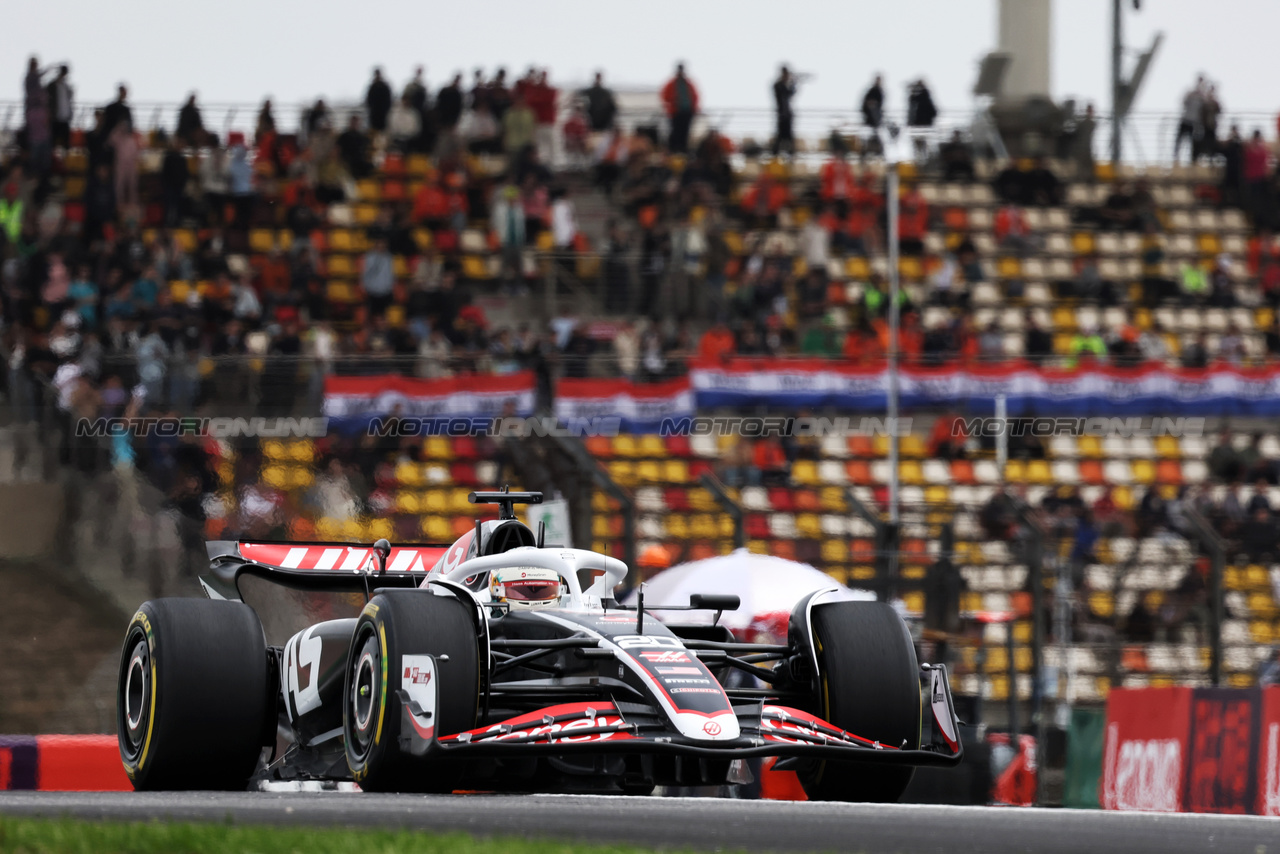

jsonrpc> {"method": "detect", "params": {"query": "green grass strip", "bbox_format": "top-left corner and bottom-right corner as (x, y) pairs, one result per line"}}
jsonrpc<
(0, 815), (686, 854)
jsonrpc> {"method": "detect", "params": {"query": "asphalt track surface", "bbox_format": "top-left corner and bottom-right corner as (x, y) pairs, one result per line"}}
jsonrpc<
(2, 792), (1279, 853)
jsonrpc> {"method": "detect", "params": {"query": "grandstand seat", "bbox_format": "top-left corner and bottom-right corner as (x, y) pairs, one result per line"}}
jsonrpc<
(768, 488), (795, 512)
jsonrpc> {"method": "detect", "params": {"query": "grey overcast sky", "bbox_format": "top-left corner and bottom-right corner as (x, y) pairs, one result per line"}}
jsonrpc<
(3, 0), (1278, 126)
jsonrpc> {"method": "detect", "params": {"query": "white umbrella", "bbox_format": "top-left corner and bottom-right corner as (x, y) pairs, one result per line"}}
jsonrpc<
(626, 548), (874, 633)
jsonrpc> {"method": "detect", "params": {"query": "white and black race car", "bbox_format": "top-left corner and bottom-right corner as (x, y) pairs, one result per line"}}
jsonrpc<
(117, 490), (962, 801)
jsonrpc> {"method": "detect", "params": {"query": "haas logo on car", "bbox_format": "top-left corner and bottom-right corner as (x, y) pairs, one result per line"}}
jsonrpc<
(703, 721), (722, 736)
(403, 666), (432, 685)
(639, 651), (691, 663)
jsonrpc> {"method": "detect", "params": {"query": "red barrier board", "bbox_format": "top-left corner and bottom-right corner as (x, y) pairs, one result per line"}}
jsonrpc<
(1101, 687), (1192, 812)
(1259, 688), (1280, 817)
(1184, 689), (1259, 814)
(35, 735), (131, 791)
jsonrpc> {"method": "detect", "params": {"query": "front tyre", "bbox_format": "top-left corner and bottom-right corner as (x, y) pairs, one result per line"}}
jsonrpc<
(117, 599), (270, 791)
(799, 601), (921, 802)
(344, 589), (480, 792)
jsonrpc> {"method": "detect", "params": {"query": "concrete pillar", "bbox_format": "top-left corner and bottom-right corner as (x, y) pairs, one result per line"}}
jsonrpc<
(998, 0), (1052, 102)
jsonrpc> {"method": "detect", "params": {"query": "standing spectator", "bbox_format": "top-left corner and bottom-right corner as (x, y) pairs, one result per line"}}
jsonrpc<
(435, 74), (464, 133)
(1173, 76), (1205, 164)
(255, 99), (276, 143)
(1220, 125), (1245, 208)
(661, 63), (699, 155)
(176, 93), (206, 147)
(772, 65), (798, 157)
(337, 115), (372, 179)
(227, 134), (254, 230)
(551, 186), (578, 251)
(491, 182), (526, 287)
(502, 92), (536, 156)
(103, 84), (133, 137)
(907, 79), (937, 128)
(1200, 85), (1222, 159)
(940, 130), (975, 182)
(528, 70), (558, 165)
(388, 93), (421, 153)
(861, 74), (885, 132)
(45, 64), (73, 151)
(489, 68), (512, 120)
(160, 137), (189, 226)
(365, 68), (393, 133)
(1244, 130), (1272, 224)
(110, 119), (141, 213)
(361, 237), (395, 318)
(404, 66), (428, 117)
(403, 66), (433, 152)
(1071, 104), (1097, 176)
(23, 57), (52, 175)
(582, 72), (617, 132)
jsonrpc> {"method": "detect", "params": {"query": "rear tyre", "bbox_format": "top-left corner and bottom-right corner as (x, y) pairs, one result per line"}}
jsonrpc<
(117, 598), (270, 791)
(799, 601), (921, 803)
(344, 589), (480, 792)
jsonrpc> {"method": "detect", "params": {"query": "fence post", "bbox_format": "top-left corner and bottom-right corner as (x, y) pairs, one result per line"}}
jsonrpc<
(1185, 507), (1225, 687)
(700, 472), (744, 550)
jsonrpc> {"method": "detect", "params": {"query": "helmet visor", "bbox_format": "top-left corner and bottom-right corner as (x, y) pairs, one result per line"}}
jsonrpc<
(502, 579), (561, 602)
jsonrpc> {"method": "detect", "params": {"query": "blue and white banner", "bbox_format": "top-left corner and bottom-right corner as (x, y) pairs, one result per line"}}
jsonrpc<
(555, 378), (695, 432)
(689, 359), (1280, 416)
(323, 373), (536, 432)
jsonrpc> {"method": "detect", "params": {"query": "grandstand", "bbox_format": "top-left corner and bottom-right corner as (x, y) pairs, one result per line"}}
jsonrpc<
(4, 47), (1280, 737)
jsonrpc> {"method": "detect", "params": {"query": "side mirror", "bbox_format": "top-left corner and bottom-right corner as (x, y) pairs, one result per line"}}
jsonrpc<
(373, 538), (391, 575)
(689, 594), (740, 612)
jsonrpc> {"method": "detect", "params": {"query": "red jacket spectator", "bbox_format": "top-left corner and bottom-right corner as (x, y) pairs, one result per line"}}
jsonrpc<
(820, 157), (856, 202)
(660, 73), (699, 117)
(699, 325), (736, 362)
(994, 204), (1030, 242)
(527, 73), (558, 126)
(1244, 135), (1270, 182)
(898, 190), (928, 241)
(741, 175), (790, 215)
(413, 182), (450, 222)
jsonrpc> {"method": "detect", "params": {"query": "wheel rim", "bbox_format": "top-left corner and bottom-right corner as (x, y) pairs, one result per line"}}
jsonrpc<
(118, 633), (151, 761)
(347, 630), (380, 760)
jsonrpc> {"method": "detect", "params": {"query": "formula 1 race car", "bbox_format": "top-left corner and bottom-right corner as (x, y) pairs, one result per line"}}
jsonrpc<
(117, 490), (962, 801)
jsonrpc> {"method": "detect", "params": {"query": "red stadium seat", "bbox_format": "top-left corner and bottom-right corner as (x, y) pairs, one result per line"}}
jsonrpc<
(664, 435), (692, 457)
(767, 488), (795, 512)
(450, 463), (478, 487)
(664, 488), (691, 512)
(746, 514), (771, 540)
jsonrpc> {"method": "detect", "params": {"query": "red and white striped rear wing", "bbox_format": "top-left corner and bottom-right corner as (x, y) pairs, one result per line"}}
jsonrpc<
(209, 541), (450, 576)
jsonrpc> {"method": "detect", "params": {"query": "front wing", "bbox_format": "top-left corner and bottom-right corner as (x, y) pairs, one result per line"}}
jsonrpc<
(398, 659), (964, 767)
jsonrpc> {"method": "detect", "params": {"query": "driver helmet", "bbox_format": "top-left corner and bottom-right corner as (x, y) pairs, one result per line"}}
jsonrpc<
(489, 566), (563, 610)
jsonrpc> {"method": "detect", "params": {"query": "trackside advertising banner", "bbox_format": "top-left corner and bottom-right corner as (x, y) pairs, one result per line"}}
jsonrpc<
(554, 378), (694, 432)
(689, 360), (1280, 416)
(1102, 687), (1192, 812)
(1101, 687), (1280, 815)
(323, 373), (536, 427)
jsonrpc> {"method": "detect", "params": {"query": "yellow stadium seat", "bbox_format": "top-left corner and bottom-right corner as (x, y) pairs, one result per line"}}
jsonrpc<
(613, 435), (638, 457)
(900, 460), (924, 485)
(717, 515), (737, 539)
(1132, 459), (1156, 484)
(1072, 232), (1095, 254)
(462, 256), (492, 280)
(329, 229), (355, 252)
(691, 515), (719, 539)
(356, 179), (381, 201)
(663, 460), (690, 483)
(422, 516), (452, 542)
(796, 514), (822, 539)
(316, 517), (343, 540)
(822, 539), (846, 564)
(1026, 460), (1052, 485)
(900, 435), (927, 458)
(997, 257), (1022, 279)
(666, 515), (690, 539)
(406, 154), (431, 176)
(536, 231), (555, 251)
(925, 485), (949, 505)
(250, 229), (275, 252)
(819, 488), (846, 512)
(638, 435), (665, 457)
(287, 468), (314, 490)
(395, 491), (421, 514)
(422, 490), (449, 514)
(261, 465), (288, 489)
(1155, 435), (1180, 459)
(327, 255), (356, 277)
(792, 460), (820, 486)
(355, 203), (379, 225)
(394, 460), (423, 486)
(637, 460), (662, 483)
(608, 461), (635, 486)
(845, 257), (871, 280)
(424, 437), (452, 460)
(1004, 459), (1026, 483)
(262, 439), (287, 460)
(1078, 436), (1103, 458)
(1089, 591), (1114, 618)
(1112, 485), (1134, 511)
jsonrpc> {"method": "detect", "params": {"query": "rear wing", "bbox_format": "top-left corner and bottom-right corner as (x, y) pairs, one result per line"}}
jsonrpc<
(200, 540), (453, 645)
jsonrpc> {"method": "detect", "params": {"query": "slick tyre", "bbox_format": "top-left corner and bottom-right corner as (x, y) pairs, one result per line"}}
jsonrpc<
(344, 589), (480, 793)
(117, 598), (270, 791)
(799, 601), (921, 803)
